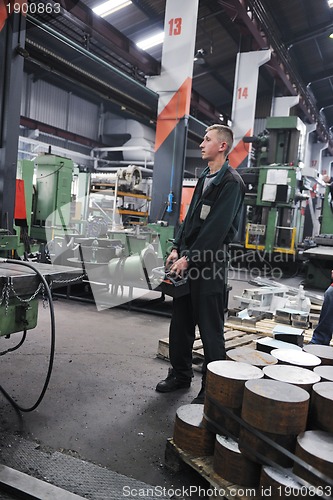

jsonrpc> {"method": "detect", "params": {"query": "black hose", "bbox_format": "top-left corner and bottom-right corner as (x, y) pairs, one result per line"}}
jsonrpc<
(0, 258), (55, 412)
(0, 330), (27, 356)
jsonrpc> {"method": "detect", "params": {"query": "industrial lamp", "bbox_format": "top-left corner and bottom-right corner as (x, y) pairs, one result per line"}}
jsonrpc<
(92, 0), (131, 18)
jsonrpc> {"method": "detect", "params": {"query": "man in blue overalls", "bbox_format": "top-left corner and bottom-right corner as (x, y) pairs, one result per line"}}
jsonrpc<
(156, 124), (245, 404)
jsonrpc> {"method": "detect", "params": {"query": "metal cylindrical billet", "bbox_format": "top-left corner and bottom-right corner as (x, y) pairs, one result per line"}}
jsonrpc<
(173, 404), (215, 456)
(293, 430), (333, 487)
(241, 379), (310, 434)
(213, 434), (261, 487)
(238, 426), (297, 467)
(303, 344), (333, 366)
(260, 466), (316, 500)
(270, 349), (321, 369)
(226, 346), (278, 367)
(310, 382), (333, 432)
(204, 397), (241, 438)
(239, 379), (310, 466)
(314, 365), (333, 382)
(205, 360), (263, 409)
(263, 365), (321, 393)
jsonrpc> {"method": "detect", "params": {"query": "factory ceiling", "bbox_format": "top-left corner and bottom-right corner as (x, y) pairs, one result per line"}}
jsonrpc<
(24, 0), (333, 149)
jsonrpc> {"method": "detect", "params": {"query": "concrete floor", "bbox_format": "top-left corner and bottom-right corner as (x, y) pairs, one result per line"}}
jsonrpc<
(0, 271), (324, 499)
(0, 291), (208, 498)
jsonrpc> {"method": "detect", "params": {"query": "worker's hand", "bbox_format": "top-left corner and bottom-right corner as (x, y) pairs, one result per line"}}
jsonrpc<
(169, 256), (189, 277)
(165, 249), (178, 270)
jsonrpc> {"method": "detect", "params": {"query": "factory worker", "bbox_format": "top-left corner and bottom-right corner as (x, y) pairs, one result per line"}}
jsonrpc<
(156, 124), (245, 404)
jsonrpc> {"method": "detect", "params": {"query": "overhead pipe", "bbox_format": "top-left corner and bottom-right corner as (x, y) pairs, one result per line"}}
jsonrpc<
(26, 15), (158, 100)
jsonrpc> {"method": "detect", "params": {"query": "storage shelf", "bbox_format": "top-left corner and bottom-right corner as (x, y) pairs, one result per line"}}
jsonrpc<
(90, 183), (150, 222)
(91, 185), (151, 200)
(118, 209), (148, 216)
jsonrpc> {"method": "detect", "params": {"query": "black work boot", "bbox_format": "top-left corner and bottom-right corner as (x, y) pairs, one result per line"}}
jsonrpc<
(156, 368), (191, 393)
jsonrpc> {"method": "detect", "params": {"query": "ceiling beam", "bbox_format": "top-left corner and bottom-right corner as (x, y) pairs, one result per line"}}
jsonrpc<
(28, 1), (231, 125)
(20, 116), (106, 148)
(58, 0), (159, 76)
(286, 21), (333, 49)
(130, 0), (161, 22)
(219, 0), (332, 149)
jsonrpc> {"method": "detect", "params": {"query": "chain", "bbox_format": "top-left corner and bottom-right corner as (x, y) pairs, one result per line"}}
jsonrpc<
(8, 280), (44, 303)
(0, 273), (85, 314)
(51, 274), (85, 285)
(0, 281), (7, 307)
(5, 280), (10, 315)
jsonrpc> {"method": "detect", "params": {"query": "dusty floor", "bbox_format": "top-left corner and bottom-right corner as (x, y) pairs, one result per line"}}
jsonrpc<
(0, 292), (209, 498)
(0, 270), (324, 499)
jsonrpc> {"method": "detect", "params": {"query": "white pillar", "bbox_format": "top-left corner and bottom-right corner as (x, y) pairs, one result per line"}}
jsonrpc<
(301, 123), (317, 176)
(311, 142), (328, 176)
(146, 0), (200, 224)
(229, 50), (271, 169)
(271, 96), (299, 117)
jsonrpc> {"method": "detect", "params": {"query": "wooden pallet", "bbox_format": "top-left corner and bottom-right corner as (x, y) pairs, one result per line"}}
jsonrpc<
(165, 438), (259, 500)
(157, 318), (317, 362)
(157, 328), (263, 362)
(156, 309), (333, 363)
(225, 318), (315, 345)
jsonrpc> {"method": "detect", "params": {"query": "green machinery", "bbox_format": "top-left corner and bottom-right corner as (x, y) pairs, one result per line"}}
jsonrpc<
(0, 155), (73, 338)
(242, 116), (308, 256)
(244, 165), (300, 255)
(0, 160), (35, 257)
(30, 155), (74, 242)
(303, 182), (333, 289)
(0, 297), (38, 337)
(320, 183), (333, 235)
(0, 155), (74, 259)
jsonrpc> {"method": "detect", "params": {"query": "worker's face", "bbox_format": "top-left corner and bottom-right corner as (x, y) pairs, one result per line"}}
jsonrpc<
(199, 130), (226, 161)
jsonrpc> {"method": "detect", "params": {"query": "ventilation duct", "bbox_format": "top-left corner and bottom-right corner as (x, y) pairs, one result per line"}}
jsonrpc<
(103, 118), (155, 162)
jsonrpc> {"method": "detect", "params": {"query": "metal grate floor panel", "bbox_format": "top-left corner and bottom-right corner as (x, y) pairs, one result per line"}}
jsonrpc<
(0, 432), (170, 500)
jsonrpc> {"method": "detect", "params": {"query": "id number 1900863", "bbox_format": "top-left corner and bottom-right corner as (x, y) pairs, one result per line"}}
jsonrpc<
(6, 2), (61, 15)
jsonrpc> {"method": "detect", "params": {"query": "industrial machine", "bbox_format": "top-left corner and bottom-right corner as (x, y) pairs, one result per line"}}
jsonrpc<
(302, 180), (333, 289)
(0, 155), (75, 260)
(320, 181), (333, 235)
(24, 160), (175, 308)
(243, 164), (304, 255)
(241, 116), (309, 257)
(31, 154), (74, 242)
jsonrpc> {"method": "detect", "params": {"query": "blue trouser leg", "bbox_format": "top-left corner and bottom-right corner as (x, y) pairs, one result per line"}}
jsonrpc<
(311, 286), (333, 345)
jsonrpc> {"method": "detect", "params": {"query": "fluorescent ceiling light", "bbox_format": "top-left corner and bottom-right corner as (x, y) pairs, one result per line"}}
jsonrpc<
(136, 31), (164, 50)
(92, 0), (131, 18)
(328, 0), (333, 7)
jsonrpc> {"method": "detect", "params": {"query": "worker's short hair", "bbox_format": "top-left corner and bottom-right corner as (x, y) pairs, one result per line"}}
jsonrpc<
(206, 124), (233, 155)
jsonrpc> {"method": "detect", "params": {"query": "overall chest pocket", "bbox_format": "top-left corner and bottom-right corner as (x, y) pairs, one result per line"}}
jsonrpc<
(199, 199), (213, 220)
